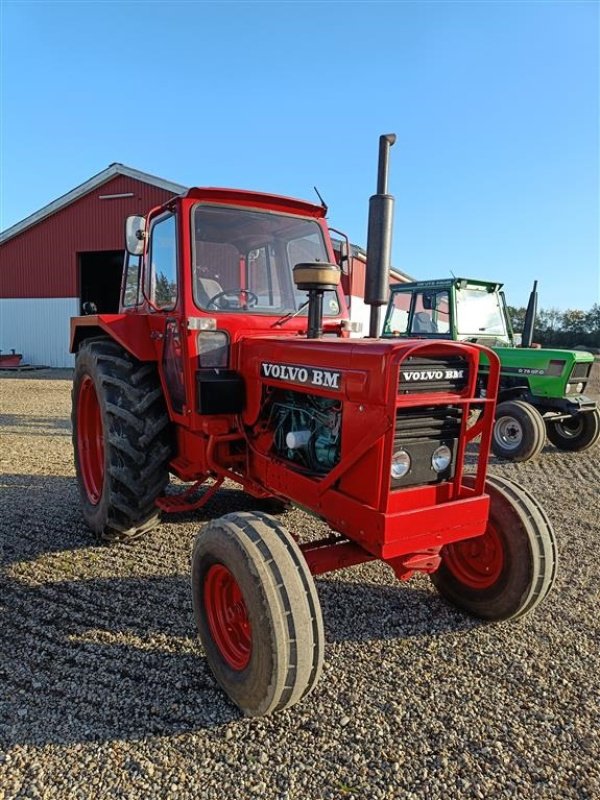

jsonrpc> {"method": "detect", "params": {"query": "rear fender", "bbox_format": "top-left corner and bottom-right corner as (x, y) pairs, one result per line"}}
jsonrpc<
(70, 314), (156, 362)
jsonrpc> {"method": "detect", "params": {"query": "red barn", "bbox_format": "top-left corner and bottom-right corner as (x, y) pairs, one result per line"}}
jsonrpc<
(0, 165), (185, 367)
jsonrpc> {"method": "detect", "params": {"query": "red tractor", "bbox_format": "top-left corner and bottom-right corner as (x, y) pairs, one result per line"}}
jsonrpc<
(71, 136), (557, 716)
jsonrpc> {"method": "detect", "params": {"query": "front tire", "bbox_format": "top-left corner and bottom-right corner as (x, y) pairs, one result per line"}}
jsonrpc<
(492, 399), (546, 462)
(192, 512), (324, 716)
(546, 409), (600, 452)
(431, 475), (558, 621)
(72, 337), (173, 542)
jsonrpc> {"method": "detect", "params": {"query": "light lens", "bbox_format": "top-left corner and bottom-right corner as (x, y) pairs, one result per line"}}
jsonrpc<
(575, 382), (584, 394)
(391, 449), (411, 479)
(197, 331), (229, 368)
(431, 445), (452, 473)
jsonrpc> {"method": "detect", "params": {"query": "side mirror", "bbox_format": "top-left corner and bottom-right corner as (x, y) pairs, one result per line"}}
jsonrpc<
(125, 215), (146, 256)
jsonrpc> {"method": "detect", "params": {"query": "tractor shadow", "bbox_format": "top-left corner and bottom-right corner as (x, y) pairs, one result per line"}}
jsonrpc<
(0, 473), (91, 566)
(1, 566), (478, 748)
(0, 413), (72, 435)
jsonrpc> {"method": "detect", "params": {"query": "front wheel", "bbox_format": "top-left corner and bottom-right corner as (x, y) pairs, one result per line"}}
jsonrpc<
(430, 475), (558, 621)
(546, 409), (600, 452)
(191, 512), (324, 716)
(492, 399), (546, 462)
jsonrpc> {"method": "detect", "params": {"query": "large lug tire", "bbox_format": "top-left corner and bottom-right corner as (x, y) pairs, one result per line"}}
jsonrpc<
(492, 399), (546, 462)
(431, 475), (558, 621)
(546, 408), (600, 452)
(72, 337), (173, 543)
(191, 511), (324, 717)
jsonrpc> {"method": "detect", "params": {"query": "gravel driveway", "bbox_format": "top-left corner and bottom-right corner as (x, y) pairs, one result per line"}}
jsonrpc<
(1, 365), (599, 799)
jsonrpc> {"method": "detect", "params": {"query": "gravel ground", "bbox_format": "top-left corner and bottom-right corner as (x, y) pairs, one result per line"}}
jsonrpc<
(1, 364), (599, 799)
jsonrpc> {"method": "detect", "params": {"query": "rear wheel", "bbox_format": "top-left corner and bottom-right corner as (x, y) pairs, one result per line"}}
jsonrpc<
(492, 400), (546, 462)
(546, 409), (600, 452)
(431, 475), (558, 621)
(72, 337), (173, 542)
(192, 512), (324, 716)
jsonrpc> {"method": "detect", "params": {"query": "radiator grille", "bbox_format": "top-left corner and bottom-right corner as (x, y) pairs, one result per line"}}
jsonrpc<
(398, 356), (469, 394)
(395, 406), (463, 441)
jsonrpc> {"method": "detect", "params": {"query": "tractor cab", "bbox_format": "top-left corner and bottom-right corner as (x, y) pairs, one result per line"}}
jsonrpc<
(120, 188), (346, 331)
(382, 278), (513, 346)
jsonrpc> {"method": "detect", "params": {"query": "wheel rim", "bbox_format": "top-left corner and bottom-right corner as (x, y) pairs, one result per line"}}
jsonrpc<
(77, 375), (104, 504)
(554, 417), (584, 439)
(443, 523), (504, 589)
(204, 564), (252, 670)
(495, 416), (523, 451)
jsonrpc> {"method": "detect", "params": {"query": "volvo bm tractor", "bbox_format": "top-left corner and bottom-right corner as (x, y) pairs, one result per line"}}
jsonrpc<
(71, 136), (557, 716)
(382, 278), (599, 462)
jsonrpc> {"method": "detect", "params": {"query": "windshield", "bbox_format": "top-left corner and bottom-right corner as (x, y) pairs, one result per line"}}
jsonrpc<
(455, 286), (508, 337)
(192, 205), (340, 316)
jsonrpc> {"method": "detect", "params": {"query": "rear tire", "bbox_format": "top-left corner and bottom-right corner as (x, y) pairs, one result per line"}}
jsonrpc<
(492, 400), (546, 462)
(431, 475), (558, 621)
(72, 337), (173, 542)
(546, 409), (600, 452)
(192, 512), (324, 716)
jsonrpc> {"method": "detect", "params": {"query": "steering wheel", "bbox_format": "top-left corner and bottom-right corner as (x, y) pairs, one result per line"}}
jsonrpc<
(206, 288), (259, 310)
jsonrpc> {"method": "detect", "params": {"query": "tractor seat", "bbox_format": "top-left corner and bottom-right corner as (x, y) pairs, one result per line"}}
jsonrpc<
(196, 277), (223, 307)
(412, 312), (438, 334)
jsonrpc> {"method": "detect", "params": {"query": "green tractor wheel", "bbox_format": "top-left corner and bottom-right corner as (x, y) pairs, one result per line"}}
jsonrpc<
(546, 409), (600, 453)
(491, 399), (546, 462)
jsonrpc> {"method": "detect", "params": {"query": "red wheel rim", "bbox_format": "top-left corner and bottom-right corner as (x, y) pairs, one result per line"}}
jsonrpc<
(77, 375), (105, 505)
(443, 522), (504, 589)
(204, 564), (252, 670)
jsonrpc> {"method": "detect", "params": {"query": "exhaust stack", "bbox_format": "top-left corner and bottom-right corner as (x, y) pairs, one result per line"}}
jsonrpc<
(522, 280), (538, 348)
(365, 133), (396, 338)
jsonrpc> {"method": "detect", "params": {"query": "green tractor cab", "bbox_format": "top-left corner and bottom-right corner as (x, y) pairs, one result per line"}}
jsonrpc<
(382, 278), (599, 461)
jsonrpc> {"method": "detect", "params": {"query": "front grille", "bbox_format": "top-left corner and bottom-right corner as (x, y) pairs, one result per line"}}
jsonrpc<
(392, 406), (462, 488)
(395, 406), (463, 441)
(398, 356), (469, 394)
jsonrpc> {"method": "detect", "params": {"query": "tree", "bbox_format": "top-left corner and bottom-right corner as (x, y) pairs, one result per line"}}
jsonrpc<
(507, 305), (527, 333)
(561, 309), (587, 336)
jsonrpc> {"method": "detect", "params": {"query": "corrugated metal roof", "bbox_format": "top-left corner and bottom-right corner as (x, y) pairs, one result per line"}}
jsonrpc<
(0, 164), (187, 244)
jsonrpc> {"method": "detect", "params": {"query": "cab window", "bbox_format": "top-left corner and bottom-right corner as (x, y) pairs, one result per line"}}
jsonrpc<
(148, 214), (178, 310)
(410, 290), (450, 334)
(385, 291), (411, 334)
(122, 254), (142, 307)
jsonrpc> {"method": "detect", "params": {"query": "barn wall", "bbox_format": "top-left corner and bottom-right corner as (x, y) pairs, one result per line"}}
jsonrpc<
(0, 297), (79, 367)
(0, 176), (177, 298)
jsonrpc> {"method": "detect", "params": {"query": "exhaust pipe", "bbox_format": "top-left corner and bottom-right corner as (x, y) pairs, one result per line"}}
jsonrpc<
(365, 133), (396, 338)
(522, 280), (538, 348)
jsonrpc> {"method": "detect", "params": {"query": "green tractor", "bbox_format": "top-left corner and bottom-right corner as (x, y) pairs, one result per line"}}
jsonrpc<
(382, 277), (599, 461)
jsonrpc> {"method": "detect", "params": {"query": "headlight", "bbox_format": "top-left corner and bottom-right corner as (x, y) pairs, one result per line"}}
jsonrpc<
(431, 444), (452, 473)
(197, 331), (229, 368)
(391, 449), (411, 479)
(575, 382), (584, 394)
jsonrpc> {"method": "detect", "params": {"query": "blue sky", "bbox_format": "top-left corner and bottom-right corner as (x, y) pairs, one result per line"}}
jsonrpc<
(1, 0), (598, 310)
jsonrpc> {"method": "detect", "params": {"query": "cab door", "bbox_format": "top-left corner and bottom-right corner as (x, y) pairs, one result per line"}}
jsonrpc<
(145, 212), (188, 419)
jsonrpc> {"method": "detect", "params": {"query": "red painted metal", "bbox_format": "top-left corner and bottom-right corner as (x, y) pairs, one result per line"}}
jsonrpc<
(0, 175), (178, 298)
(156, 477), (224, 513)
(70, 187), (503, 584)
(76, 375), (104, 504)
(204, 564), (252, 670)
(300, 538), (377, 575)
(442, 521), (504, 589)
